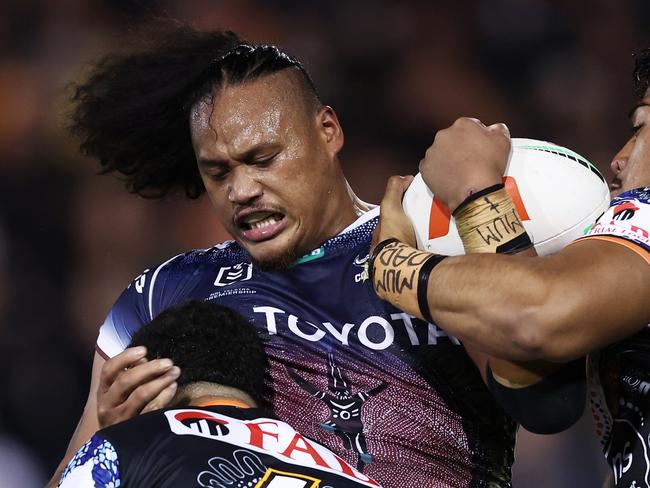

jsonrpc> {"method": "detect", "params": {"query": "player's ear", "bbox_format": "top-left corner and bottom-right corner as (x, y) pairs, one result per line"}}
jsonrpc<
(316, 106), (344, 156)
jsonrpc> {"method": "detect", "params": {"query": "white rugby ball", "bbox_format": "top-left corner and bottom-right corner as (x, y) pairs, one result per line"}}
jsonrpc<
(402, 138), (610, 256)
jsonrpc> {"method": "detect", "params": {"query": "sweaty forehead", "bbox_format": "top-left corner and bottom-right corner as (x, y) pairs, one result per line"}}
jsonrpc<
(190, 73), (308, 151)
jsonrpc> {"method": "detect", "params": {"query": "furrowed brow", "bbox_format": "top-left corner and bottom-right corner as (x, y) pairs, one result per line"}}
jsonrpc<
(234, 142), (281, 162)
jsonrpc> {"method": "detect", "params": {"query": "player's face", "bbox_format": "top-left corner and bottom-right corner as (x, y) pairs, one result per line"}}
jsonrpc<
(610, 88), (650, 197)
(190, 73), (349, 270)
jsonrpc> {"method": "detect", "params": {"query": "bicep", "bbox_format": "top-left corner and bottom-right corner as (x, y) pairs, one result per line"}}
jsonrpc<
(426, 237), (650, 362)
(540, 238), (650, 359)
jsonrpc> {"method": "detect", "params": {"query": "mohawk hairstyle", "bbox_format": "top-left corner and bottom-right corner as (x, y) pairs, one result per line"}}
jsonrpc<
(69, 24), (321, 199)
(633, 47), (650, 97)
(129, 300), (268, 405)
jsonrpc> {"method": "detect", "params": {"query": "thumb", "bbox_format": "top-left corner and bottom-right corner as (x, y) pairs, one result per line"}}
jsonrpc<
(381, 175), (414, 213)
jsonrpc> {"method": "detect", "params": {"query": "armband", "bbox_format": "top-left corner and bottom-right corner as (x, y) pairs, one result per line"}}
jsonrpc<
(370, 239), (446, 321)
(487, 359), (586, 434)
(454, 184), (533, 254)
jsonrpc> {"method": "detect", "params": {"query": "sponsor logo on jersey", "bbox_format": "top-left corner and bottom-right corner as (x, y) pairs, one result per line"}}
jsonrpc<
(214, 263), (253, 287)
(613, 201), (640, 221)
(585, 198), (650, 248)
(293, 247), (325, 266)
(252, 306), (460, 350)
(174, 411), (230, 436)
(353, 253), (369, 283)
(165, 409), (380, 486)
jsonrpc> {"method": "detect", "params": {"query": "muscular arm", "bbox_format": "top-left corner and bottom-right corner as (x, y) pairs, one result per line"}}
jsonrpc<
(425, 238), (650, 362)
(405, 117), (649, 362)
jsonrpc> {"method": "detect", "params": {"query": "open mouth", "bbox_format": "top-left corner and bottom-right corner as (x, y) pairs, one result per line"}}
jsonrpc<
(236, 211), (286, 242)
(239, 211), (284, 229)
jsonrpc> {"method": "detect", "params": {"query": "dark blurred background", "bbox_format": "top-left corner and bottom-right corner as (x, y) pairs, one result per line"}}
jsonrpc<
(1, 0), (648, 486)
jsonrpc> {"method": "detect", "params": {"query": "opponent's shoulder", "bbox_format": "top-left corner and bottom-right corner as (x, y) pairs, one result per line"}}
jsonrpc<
(612, 186), (650, 204)
(576, 186), (650, 263)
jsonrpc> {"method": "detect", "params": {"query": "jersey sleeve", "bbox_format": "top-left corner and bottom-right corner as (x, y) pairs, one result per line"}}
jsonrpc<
(96, 253), (185, 359)
(57, 434), (120, 488)
(577, 187), (650, 264)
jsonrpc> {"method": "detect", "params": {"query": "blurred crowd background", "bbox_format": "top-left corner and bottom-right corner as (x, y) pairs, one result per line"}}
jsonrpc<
(1, 0), (648, 486)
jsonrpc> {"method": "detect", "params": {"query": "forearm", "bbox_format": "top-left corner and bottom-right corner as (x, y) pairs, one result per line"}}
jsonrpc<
(424, 253), (550, 359)
(425, 240), (650, 361)
(372, 239), (650, 362)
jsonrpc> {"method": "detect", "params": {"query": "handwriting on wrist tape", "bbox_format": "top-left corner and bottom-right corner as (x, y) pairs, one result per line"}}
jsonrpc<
(456, 189), (531, 254)
(372, 241), (429, 316)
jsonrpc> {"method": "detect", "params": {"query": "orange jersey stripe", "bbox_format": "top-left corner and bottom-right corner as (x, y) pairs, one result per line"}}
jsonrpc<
(573, 235), (650, 265)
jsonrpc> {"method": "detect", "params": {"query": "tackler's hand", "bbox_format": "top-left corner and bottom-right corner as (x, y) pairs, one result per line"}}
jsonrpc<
(420, 117), (511, 212)
(371, 175), (416, 253)
(96, 346), (180, 428)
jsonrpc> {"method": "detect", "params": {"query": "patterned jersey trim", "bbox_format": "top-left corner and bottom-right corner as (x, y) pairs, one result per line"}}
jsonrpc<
(58, 434), (120, 487)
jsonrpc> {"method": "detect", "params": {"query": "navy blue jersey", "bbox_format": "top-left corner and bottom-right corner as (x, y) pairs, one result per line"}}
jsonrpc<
(97, 209), (516, 487)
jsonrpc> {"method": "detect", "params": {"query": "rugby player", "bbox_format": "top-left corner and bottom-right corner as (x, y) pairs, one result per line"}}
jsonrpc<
(371, 48), (650, 486)
(49, 26), (517, 487)
(57, 300), (380, 487)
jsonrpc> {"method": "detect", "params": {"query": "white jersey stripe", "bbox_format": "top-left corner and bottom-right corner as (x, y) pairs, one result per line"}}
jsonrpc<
(148, 253), (183, 320)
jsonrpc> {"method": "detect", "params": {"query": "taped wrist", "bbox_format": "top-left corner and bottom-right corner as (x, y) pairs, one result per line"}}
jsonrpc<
(453, 184), (532, 254)
(370, 239), (446, 322)
(487, 359), (586, 434)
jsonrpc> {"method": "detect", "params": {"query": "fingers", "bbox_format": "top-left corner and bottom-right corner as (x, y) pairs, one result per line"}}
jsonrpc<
(97, 352), (181, 428)
(375, 174), (418, 248)
(98, 363), (180, 427)
(141, 379), (180, 414)
(487, 122), (510, 139)
(381, 175), (414, 209)
(99, 346), (148, 391)
(452, 117), (509, 139)
(129, 366), (181, 414)
(104, 358), (176, 406)
(465, 117), (486, 128)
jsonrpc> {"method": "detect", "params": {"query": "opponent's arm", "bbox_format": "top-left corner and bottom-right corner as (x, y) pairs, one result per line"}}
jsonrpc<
(373, 116), (650, 363)
(375, 173), (650, 364)
(47, 348), (179, 487)
(423, 237), (649, 362)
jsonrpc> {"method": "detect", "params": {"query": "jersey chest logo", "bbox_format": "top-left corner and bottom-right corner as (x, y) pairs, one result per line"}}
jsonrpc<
(214, 263), (253, 286)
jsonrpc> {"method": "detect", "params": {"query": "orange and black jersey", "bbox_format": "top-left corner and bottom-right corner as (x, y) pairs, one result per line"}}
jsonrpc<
(583, 188), (650, 487)
(58, 405), (380, 487)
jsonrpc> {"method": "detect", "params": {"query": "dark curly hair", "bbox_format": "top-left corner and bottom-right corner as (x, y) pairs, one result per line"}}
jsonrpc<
(633, 47), (650, 98)
(69, 24), (321, 199)
(128, 300), (267, 405)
